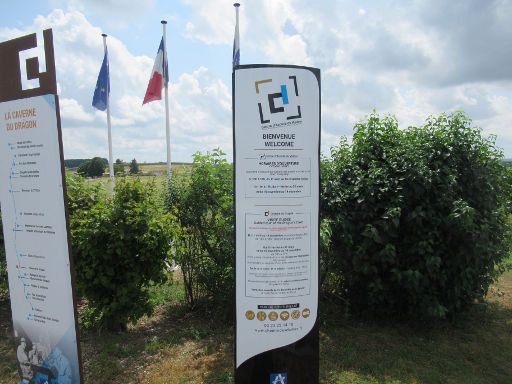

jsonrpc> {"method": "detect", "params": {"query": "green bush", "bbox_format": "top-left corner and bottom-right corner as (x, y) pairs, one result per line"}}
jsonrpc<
(172, 224), (206, 307)
(322, 111), (512, 319)
(66, 173), (103, 216)
(167, 149), (234, 309)
(71, 178), (172, 330)
(319, 158), (342, 295)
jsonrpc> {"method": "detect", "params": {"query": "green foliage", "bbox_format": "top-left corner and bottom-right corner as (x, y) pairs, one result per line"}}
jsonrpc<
(114, 159), (125, 175)
(129, 158), (140, 175)
(322, 111), (512, 319)
(319, 158), (343, 294)
(66, 173), (103, 217)
(171, 224), (205, 307)
(66, 174), (104, 297)
(77, 157), (107, 178)
(147, 276), (185, 307)
(76, 161), (89, 176)
(89, 157), (107, 177)
(71, 177), (173, 330)
(167, 149), (234, 309)
(65, 158), (107, 169)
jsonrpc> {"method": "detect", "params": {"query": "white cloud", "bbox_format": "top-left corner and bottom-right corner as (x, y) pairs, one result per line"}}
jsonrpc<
(262, 34), (310, 65)
(60, 98), (95, 122)
(0, 9), (232, 162)
(2, 0), (512, 161)
(182, 0), (235, 44)
(183, 0), (310, 65)
(49, 0), (155, 29)
(478, 95), (512, 152)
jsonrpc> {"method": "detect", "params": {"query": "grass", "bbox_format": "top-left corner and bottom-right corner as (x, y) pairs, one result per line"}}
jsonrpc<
(1, 272), (512, 383)
(137, 162), (192, 175)
(321, 295), (512, 383)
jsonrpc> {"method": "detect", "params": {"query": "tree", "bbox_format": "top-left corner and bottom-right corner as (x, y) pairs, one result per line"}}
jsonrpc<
(129, 158), (140, 175)
(114, 159), (125, 175)
(76, 161), (90, 177)
(322, 111), (512, 319)
(88, 157), (106, 177)
(76, 157), (106, 178)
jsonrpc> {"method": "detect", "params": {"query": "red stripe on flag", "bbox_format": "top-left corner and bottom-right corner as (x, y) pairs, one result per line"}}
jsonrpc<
(143, 72), (163, 105)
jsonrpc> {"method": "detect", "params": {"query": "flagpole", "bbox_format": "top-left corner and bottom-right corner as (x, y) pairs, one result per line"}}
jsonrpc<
(234, 3), (240, 31)
(102, 33), (114, 196)
(233, 3), (240, 69)
(161, 20), (171, 178)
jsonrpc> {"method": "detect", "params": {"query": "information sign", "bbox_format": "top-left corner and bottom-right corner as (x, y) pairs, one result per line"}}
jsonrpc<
(234, 65), (320, 383)
(0, 30), (83, 384)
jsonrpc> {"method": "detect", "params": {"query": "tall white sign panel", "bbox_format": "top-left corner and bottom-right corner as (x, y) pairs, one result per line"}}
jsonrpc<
(234, 65), (320, 383)
(0, 30), (82, 384)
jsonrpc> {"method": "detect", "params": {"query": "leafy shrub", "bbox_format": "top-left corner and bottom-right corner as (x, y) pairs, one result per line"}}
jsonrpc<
(322, 111), (512, 319)
(167, 149), (234, 309)
(319, 158), (342, 295)
(66, 173), (103, 216)
(172, 225), (205, 307)
(71, 178), (172, 330)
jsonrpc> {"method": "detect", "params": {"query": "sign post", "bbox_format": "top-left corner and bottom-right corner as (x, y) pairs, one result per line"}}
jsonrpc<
(0, 30), (83, 383)
(234, 65), (320, 383)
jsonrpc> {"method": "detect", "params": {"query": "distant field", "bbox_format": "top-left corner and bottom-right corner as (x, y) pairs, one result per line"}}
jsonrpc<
(65, 162), (192, 176)
(137, 163), (192, 175)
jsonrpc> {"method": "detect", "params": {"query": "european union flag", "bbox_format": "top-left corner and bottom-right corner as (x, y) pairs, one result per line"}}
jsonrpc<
(92, 49), (110, 111)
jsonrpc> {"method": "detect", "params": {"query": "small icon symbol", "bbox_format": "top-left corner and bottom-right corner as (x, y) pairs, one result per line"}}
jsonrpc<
(268, 311), (278, 321)
(280, 311), (290, 321)
(302, 308), (310, 318)
(245, 310), (255, 320)
(257, 311), (266, 321)
(270, 373), (287, 384)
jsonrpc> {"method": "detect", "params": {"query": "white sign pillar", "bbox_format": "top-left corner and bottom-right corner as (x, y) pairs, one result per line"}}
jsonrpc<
(0, 29), (83, 384)
(234, 65), (320, 384)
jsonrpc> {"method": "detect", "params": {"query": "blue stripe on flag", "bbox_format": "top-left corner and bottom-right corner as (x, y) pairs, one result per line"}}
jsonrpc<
(92, 50), (110, 111)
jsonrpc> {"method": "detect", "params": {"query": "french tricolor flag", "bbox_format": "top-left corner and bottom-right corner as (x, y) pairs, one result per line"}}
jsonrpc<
(143, 37), (168, 105)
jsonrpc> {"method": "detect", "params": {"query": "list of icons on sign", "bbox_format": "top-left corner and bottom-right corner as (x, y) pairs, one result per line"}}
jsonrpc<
(245, 308), (310, 321)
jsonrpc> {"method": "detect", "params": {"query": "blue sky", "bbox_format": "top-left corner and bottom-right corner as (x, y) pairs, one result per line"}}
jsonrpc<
(1, 0), (511, 162)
